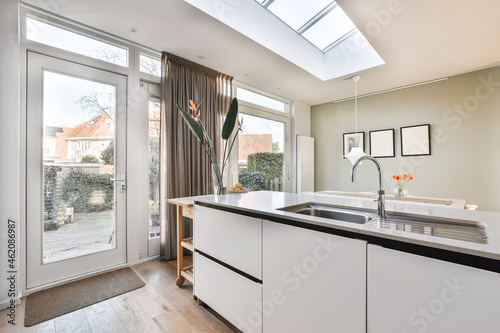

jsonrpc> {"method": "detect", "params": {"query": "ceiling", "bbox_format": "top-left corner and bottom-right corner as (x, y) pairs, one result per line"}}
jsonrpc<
(23, 0), (500, 106)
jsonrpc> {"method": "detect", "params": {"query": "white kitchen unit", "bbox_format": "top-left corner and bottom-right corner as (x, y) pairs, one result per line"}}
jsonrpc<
(194, 205), (262, 279)
(263, 220), (367, 333)
(367, 244), (500, 333)
(194, 252), (262, 333)
(193, 205), (263, 333)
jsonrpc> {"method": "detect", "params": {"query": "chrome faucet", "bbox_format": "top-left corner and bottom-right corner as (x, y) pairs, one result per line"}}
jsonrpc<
(351, 156), (386, 218)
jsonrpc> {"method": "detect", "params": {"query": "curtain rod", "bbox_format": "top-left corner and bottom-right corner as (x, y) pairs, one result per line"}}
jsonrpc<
(331, 77), (449, 104)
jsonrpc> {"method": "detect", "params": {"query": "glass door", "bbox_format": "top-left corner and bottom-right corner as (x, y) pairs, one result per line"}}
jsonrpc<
(26, 52), (127, 289)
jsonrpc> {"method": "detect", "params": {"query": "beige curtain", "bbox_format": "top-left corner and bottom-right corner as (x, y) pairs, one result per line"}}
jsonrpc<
(159, 52), (233, 260)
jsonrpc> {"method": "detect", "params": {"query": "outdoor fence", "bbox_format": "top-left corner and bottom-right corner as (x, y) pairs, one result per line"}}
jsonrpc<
(264, 177), (282, 191)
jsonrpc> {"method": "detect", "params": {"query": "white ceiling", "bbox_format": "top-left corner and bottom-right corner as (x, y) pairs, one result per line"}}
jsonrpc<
(23, 0), (500, 106)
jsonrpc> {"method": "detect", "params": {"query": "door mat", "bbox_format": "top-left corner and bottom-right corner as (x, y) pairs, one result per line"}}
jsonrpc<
(24, 267), (145, 327)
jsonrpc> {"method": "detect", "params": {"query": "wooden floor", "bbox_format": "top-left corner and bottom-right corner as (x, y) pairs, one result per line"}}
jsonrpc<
(0, 258), (235, 333)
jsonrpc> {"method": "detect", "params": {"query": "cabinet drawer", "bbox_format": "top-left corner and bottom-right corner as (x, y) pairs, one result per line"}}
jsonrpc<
(194, 252), (262, 333)
(194, 205), (262, 279)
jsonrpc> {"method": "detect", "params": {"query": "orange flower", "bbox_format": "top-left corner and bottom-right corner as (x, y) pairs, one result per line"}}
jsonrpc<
(189, 100), (197, 111)
(408, 173), (414, 181)
(189, 100), (201, 120)
(393, 175), (402, 181)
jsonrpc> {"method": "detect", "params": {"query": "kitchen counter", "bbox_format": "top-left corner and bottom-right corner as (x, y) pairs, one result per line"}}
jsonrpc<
(193, 191), (500, 265)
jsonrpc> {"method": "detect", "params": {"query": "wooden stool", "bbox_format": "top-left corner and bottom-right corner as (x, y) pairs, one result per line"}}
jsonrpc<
(166, 197), (194, 287)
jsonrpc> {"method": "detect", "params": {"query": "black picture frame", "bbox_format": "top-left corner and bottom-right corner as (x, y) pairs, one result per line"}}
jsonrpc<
(369, 129), (395, 158)
(343, 132), (365, 157)
(400, 124), (431, 156)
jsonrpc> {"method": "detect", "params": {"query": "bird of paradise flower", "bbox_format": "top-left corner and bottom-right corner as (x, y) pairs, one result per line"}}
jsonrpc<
(177, 97), (242, 194)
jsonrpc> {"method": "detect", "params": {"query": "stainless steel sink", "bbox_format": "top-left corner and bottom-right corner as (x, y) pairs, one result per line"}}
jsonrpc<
(278, 202), (488, 244)
(279, 203), (371, 224)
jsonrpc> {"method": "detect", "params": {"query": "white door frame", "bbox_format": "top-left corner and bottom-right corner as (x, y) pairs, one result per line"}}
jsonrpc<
(26, 51), (127, 289)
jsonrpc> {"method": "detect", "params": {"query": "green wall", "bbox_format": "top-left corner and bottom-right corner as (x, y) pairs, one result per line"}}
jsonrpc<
(311, 67), (500, 211)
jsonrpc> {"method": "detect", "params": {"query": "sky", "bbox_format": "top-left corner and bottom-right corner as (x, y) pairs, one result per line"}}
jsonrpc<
(43, 71), (115, 128)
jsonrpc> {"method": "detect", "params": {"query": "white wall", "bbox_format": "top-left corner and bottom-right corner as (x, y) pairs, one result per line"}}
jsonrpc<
(291, 101), (311, 193)
(0, 0), (20, 308)
(293, 100), (311, 136)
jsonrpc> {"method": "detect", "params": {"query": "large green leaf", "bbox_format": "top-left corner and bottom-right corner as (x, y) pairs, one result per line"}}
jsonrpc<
(221, 97), (238, 140)
(177, 104), (205, 144)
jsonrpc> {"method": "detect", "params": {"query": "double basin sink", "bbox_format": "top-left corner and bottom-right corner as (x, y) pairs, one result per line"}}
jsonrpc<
(278, 203), (488, 244)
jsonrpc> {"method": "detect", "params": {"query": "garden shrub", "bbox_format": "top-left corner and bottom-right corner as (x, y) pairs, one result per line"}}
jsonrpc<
(238, 171), (266, 191)
(80, 154), (100, 163)
(247, 152), (283, 179)
(100, 140), (114, 165)
(61, 169), (113, 212)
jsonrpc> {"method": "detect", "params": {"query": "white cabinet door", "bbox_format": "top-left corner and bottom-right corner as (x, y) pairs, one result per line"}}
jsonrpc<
(194, 253), (263, 333)
(367, 244), (500, 333)
(194, 205), (262, 279)
(263, 220), (367, 333)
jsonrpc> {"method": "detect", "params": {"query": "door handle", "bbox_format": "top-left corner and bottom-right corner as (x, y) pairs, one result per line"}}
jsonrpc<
(110, 172), (126, 193)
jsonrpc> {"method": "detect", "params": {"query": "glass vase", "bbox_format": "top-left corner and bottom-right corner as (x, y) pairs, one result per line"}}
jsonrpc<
(211, 163), (227, 195)
(393, 187), (408, 200)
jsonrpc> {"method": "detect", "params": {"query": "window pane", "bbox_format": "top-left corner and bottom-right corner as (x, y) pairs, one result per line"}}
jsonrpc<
(237, 87), (286, 112)
(140, 54), (161, 77)
(302, 5), (356, 50)
(148, 100), (161, 239)
(238, 114), (285, 192)
(268, 0), (333, 30)
(42, 71), (117, 262)
(27, 17), (128, 67)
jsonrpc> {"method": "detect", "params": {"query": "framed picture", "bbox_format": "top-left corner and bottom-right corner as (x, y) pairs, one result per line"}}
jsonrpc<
(343, 132), (365, 157)
(369, 129), (395, 158)
(400, 124), (431, 156)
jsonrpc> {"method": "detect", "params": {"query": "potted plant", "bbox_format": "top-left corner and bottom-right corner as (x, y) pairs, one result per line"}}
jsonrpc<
(149, 200), (160, 226)
(43, 219), (58, 231)
(177, 98), (241, 195)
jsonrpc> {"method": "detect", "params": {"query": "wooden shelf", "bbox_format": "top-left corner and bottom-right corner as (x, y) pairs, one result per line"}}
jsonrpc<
(181, 237), (193, 252)
(167, 197), (195, 288)
(181, 266), (194, 283)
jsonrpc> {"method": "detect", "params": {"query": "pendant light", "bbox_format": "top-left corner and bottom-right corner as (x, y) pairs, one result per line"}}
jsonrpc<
(345, 75), (366, 165)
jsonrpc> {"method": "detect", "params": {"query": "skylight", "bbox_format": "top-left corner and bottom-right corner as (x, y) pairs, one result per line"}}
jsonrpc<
(256, 0), (356, 52)
(184, 0), (385, 81)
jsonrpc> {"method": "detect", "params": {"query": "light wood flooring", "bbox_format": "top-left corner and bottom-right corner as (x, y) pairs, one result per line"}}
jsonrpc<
(0, 258), (235, 333)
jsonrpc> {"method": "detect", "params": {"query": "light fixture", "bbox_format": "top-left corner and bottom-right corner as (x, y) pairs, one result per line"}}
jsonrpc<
(344, 74), (366, 165)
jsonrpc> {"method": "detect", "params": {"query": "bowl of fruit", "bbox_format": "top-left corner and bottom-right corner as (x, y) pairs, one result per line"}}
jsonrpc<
(227, 183), (247, 193)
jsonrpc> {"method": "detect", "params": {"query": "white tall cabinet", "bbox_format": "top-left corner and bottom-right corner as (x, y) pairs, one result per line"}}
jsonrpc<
(263, 220), (367, 333)
(367, 244), (500, 333)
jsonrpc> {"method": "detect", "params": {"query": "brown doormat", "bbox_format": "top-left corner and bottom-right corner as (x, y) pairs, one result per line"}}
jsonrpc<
(24, 267), (145, 327)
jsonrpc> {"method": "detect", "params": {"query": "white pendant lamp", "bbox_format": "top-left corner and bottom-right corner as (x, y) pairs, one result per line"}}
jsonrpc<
(344, 75), (366, 164)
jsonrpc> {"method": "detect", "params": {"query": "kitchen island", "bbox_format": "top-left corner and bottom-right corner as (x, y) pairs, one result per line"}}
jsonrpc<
(192, 191), (500, 333)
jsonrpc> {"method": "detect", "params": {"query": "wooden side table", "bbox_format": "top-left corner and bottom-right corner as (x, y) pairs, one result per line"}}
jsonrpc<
(166, 197), (194, 287)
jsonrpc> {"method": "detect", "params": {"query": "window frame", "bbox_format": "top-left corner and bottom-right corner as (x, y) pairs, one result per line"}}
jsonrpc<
(234, 82), (291, 192)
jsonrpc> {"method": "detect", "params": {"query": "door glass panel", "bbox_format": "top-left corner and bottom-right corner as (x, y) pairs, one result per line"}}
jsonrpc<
(42, 71), (117, 263)
(148, 99), (160, 239)
(238, 114), (285, 191)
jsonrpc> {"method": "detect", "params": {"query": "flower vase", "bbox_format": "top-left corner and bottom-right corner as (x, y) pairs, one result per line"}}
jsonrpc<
(393, 187), (408, 200)
(211, 163), (227, 195)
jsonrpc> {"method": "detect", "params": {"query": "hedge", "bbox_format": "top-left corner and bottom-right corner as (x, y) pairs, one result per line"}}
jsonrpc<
(61, 169), (114, 212)
(81, 154), (100, 163)
(247, 152), (283, 179)
(238, 171), (266, 191)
